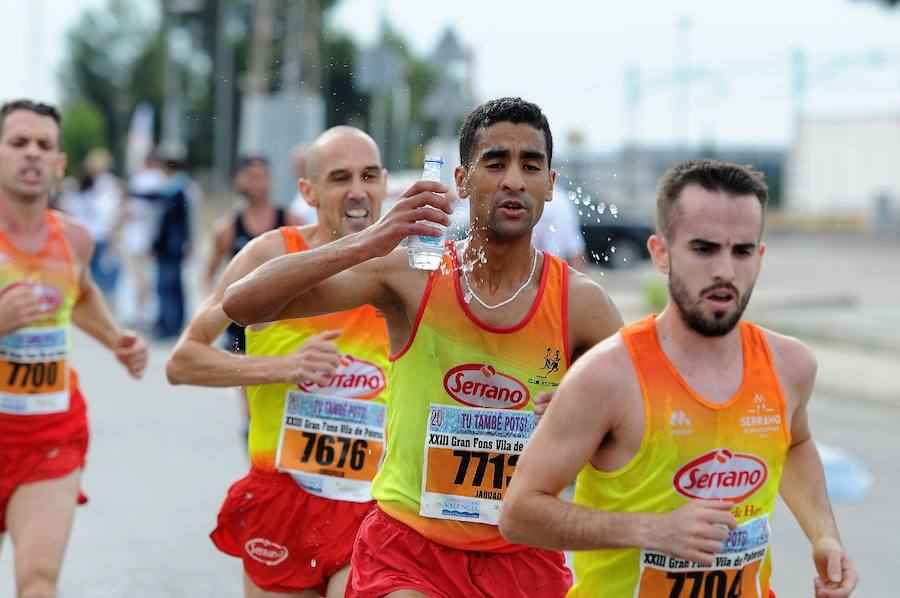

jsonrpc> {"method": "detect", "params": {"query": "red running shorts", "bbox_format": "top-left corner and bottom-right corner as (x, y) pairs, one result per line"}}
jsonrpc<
(348, 507), (572, 598)
(211, 468), (375, 595)
(0, 433), (88, 532)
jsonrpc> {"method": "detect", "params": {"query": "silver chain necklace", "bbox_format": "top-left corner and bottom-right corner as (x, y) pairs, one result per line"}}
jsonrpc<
(461, 245), (539, 310)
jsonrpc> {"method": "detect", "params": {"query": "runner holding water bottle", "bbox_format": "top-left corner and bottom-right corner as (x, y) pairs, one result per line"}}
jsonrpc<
(224, 97), (623, 598)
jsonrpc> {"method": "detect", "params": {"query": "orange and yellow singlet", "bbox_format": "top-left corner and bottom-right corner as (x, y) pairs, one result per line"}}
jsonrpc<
(0, 210), (83, 446)
(570, 315), (790, 598)
(245, 227), (390, 502)
(373, 242), (570, 552)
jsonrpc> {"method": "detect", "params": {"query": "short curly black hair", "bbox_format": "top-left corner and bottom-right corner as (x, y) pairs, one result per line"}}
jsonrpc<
(458, 97), (552, 169)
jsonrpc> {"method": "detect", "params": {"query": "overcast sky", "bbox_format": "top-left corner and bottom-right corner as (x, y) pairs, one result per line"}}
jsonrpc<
(4, 0), (900, 152)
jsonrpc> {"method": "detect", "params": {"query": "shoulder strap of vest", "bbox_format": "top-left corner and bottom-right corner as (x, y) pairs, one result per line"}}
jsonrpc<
(278, 226), (308, 254)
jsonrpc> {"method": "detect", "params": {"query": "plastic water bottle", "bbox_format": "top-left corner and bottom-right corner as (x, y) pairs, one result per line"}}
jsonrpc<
(406, 154), (445, 270)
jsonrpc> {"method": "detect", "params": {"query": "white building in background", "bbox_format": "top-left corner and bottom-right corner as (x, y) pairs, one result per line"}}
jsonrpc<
(786, 115), (900, 221)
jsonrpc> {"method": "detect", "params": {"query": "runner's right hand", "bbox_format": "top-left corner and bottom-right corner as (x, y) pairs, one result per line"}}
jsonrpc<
(361, 180), (452, 259)
(0, 282), (44, 334)
(651, 500), (737, 565)
(280, 330), (341, 386)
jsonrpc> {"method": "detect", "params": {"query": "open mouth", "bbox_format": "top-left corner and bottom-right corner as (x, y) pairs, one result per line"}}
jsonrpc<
(344, 207), (370, 220)
(704, 288), (736, 307)
(19, 167), (43, 182)
(497, 198), (527, 216)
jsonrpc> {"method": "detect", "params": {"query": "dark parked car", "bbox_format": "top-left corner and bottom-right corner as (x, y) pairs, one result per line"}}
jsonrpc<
(581, 217), (654, 269)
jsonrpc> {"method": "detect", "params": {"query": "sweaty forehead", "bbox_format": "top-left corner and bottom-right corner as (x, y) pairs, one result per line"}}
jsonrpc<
(474, 122), (547, 157)
(315, 134), (381, 175)
(673, 185), (763, 242)
(1, 110), (60, 145)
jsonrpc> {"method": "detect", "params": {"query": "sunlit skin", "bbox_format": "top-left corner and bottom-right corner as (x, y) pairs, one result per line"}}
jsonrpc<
(0, 110), (66, 207)
(453, 122), (556, 299)
(300, 131), (388, 241)
(649, 184), (766, 339)
(455, 121), (555, 243)
(234, 160), (272, 204)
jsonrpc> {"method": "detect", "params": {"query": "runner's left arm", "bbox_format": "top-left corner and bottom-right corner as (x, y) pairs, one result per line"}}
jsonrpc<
(775, 336), (858, 597)
(65, 218), (148, 379)
(166, 230), (340, 388)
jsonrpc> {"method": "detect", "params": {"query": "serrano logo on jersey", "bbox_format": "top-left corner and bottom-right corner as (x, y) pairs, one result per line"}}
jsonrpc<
(673, 449), (768, 503)
(1, 282), (63, 313)
(244, 538), (289, 566)
(443, 363), (530, 409)
(33, 284), (63, 313)
(298, 354), (385, 399)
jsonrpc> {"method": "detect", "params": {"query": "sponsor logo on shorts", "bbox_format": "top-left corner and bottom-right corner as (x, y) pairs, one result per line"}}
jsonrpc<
(244, 538), (289, 566)
(673, 449), (768, 503)
(443, 364), (530, 410)
(298, 354), (385, 399)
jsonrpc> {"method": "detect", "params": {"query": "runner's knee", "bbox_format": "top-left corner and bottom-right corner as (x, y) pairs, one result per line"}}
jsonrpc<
(16, 562), (59, 598)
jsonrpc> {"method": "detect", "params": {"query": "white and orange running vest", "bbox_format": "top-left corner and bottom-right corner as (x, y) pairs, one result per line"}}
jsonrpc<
(571, 315), (790, 598)
(245, 227), (390, 502)
(373, 242), (570, 552)
(0, 210), (83, 446)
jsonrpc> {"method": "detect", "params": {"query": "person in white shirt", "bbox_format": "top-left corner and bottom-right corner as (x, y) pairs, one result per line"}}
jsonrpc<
(532, 184), (589, 272)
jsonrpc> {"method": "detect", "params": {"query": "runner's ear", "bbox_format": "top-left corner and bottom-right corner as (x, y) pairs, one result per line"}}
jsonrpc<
(55, 153), (68, 180)
(298, 178), (319, 208)
(648, 235), (669, 275)
(454, 165), (469, 199)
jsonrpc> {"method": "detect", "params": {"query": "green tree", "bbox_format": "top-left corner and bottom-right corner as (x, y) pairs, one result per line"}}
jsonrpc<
(60, 101), (108, 175)
(60, 0), (161, 171)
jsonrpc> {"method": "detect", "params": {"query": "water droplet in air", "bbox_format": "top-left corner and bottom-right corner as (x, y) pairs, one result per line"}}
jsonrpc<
(548, 224), (558, 233)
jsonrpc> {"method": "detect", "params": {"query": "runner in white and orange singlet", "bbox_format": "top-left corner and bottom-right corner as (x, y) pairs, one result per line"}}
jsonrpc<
(0, 99), (148, 598)
(500, 159), (858, 598)
(223, 97), (623, 598)
(167, 126), (391, 598)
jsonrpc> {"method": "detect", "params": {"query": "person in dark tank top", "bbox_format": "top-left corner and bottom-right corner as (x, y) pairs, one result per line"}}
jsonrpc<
(202, 153), (300, 440)
(203, 153), (300, 354)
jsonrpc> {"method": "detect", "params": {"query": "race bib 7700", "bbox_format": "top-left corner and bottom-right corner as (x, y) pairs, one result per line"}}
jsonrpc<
(0, 327), (69, 415)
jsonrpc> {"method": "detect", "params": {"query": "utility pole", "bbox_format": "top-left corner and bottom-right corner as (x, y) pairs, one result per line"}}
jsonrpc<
(212, 0), (236, 196)
(247, 0), (273, 94)
(673, 15), (692, 148)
